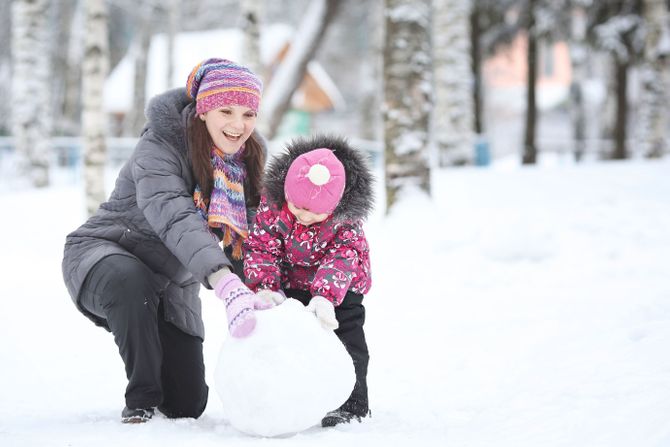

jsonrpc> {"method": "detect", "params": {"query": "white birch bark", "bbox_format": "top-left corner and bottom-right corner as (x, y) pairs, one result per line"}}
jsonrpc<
(383, 0), (433, 212)
(569, 4), (588, 162)
(240, 0), (263, 76)
(11, 0), (52, 187)
(637, 0), (670, 158)
(0, 0), (12, 135)
(82, 0), (109, 216)
(433, 0), (474, 166)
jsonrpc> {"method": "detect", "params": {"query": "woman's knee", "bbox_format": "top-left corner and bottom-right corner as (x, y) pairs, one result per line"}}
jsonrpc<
(94, 256), (158, 312)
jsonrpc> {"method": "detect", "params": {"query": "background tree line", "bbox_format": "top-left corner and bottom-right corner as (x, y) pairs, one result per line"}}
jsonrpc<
(3, 0), (668, 213)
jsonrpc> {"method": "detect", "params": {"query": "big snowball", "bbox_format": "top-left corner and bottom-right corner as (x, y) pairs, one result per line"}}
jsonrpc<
(214, 298), (355, 437)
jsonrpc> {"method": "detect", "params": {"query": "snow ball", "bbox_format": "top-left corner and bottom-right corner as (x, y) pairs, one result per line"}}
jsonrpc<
(214, 298), (355, 437)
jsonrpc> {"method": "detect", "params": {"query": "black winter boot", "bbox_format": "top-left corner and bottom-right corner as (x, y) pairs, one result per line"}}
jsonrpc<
(121, 406), (155, 423)
(321, 406), (371, 427)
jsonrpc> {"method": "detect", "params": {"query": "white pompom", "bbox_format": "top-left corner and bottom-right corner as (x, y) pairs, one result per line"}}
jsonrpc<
(215, 298), (355, 437)
(306, 164), (331, 186)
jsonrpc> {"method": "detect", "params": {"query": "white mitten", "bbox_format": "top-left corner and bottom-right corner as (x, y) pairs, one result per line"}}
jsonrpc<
(254, 289), (287, 310)
(306, 296), (339, 331)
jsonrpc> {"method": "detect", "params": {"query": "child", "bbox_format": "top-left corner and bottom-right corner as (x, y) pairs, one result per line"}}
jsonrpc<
(243, 134), (374, 427)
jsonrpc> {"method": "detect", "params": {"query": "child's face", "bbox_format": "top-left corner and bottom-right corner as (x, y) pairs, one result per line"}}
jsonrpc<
(287, 201), (330, 226)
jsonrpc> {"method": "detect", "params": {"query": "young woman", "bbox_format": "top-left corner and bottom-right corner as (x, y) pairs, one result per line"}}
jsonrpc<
(62, 58), (276, 423)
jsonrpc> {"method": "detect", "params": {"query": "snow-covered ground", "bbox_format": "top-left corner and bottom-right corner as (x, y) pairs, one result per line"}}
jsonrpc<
(1, 155), (669, 446)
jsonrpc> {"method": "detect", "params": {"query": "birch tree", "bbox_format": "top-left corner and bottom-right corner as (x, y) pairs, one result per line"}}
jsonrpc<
(568, 2), (589, 161)
(0, 0), (12, 136)
(258, 0), (340, 139)
(82, 0), (109, 215)
(50, 0), (78, 136)
(590, 0), (643, 160)
(62, 0), (85, 136)
(240, 0), (263, 76)
(636, 0), (670, 158)
(123, 2), (154, 137)
(383, 0), (432, 212)
(433, 0), (474, 166)
(11, 0), (52, 187)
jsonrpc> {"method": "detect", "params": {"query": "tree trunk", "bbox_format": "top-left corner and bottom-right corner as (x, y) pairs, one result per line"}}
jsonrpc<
(0, 0), (12, 136)
(258, 0), (340, 139)
(569, 5), (587, 162)
(612, 58), (628, 160)
(123, 13), (152, 137)
(62, 0), (85, 136)
(433, 0), (474, 166)
(11, 0), (52, 187)
(637, 0), (669, 158)
(240, 0), (263, 76)
(383, 0), (432, 212)
(470, 3), (483, 136)
(522, 0), (538, 165)
(82, 0), (109, 215)
(50, 0), (75, 136)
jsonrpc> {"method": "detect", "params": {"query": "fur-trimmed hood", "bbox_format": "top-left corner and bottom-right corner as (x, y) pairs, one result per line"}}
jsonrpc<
(144, 88), (193, 151)
(264, 134), (375, 221)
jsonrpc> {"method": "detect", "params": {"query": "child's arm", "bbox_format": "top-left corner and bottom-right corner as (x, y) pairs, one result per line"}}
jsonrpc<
(310, 221), (370, 306)
(243, 197), (286, 292)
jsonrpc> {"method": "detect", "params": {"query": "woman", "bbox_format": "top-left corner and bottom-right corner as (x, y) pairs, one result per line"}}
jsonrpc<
(62, 59), (277, 423)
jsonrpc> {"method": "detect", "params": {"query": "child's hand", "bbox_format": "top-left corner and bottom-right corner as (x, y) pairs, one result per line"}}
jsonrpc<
(306, 296), (339, 331)
(254, 289), (286, 310)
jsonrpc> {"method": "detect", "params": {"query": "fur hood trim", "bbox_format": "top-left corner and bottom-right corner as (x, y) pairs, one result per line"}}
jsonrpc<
(264, 134), (375, 221)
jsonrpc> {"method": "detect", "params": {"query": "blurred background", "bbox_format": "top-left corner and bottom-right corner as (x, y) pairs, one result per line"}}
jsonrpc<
(1, 0), (668, 213)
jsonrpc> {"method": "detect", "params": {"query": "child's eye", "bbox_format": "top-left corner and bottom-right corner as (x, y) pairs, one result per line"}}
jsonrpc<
(220, 109), (232, 115)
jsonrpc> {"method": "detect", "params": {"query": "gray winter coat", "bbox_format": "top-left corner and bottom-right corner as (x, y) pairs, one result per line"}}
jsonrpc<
(62, 88), (263, 339)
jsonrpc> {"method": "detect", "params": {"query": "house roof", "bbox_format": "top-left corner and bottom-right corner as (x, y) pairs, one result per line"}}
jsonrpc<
(104, 24), (344, 113)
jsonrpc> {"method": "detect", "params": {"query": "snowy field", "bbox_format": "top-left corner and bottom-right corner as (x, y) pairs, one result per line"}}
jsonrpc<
(1, 155), (669, 446)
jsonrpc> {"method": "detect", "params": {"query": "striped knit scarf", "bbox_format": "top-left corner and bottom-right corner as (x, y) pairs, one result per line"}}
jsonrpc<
(193, 146), (248, 259)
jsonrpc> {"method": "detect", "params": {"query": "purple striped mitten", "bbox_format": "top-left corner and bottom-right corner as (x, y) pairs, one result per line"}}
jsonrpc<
(214, 273), (256, 338)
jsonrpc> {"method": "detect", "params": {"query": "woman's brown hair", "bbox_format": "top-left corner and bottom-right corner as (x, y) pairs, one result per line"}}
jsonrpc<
(187, 110), (265, 207)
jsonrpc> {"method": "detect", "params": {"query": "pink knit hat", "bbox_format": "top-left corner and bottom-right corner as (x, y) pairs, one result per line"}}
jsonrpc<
(284, 148), (346, 214)
(186, 58), (263, 114)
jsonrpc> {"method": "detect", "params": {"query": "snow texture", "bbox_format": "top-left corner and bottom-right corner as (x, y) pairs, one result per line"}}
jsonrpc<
(1, 155), (669, 446)
(215, 298), (355, 437)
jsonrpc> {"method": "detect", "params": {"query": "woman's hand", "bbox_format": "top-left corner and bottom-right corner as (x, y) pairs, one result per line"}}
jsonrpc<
(213, 273), (257, 338)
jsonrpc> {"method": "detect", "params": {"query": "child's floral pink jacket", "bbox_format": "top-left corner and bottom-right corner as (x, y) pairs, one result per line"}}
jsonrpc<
(243, 197), (371, 306)
(243, 135), (375, 305)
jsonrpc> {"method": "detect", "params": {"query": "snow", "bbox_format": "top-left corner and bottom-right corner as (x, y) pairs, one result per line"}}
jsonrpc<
(215, 298), (354, 437)
(1, 156), (670, 446)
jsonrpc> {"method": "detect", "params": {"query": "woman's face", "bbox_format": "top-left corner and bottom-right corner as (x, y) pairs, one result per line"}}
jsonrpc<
(287, 201), (330, 226)
(201, 105), (257, 154)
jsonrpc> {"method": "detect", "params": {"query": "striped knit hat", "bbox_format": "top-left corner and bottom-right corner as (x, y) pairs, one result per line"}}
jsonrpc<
(186, 58), (263, 114)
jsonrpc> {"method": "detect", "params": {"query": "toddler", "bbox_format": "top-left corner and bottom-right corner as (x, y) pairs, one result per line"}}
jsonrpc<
(243, 134), (374, 427)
